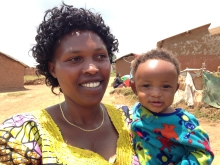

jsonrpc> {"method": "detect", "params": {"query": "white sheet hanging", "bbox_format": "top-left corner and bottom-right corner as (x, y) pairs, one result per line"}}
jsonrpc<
(184, 72), (196, 106)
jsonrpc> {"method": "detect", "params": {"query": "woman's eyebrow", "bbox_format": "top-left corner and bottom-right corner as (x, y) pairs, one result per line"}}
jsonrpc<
(95, 47), (106, 50)
(67, 50), (81, 54)
(63, 46), (107, 55)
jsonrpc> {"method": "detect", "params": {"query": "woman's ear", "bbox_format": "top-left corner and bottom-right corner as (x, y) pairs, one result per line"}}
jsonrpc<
(176, 83), (179, 92)
(48, 62), (57, 78)
(130, 81), (137, 95)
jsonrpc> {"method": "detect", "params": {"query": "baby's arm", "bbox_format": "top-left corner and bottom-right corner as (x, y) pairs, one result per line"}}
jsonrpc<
(176, 118), (214, 165)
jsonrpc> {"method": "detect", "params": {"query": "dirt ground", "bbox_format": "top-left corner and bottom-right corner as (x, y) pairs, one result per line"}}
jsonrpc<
(0, 83), (219, 164)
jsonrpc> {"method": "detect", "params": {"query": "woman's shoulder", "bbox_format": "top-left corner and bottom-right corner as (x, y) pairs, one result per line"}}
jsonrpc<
(0, 111), (43, 164)
(104, 103), (132, 126)
(0, 109), (47, 129)
(1, 112), (36, 128)
(104, 103), (130, 116)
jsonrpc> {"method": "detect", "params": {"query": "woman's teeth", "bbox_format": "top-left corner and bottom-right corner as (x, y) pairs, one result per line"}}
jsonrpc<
(81, 82), (100, 88)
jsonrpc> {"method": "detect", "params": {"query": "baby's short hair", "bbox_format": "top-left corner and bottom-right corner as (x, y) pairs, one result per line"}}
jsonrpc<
(131, 48), (180, 80)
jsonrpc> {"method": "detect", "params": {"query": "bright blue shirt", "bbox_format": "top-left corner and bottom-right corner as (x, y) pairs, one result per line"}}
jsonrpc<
(131, 102), (214, 165)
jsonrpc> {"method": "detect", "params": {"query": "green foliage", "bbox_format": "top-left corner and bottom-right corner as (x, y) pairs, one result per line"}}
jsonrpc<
(112, 54), (117, 61)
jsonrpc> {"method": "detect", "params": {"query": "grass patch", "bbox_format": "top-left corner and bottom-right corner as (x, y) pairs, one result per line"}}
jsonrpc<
(197, 107), (220, 122)
(109, 88), (138, 107)
(194, 109), (207, 118)
(110, 70), (116, 77)
(24, 75), (44, 81)
(112, 88), (134, 96)
(7, 92), (26, 97)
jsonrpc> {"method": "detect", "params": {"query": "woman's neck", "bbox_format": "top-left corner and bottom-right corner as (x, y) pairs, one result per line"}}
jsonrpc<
(61, 99), (103, 125)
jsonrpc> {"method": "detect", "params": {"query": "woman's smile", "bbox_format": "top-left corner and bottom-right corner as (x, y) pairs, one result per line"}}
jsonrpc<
(81, 81), (101, 88)
(49, 30), (111, 106)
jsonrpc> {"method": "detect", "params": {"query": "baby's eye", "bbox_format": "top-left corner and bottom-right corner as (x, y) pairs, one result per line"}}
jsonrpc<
(143, 84), (150, 88)
(162, 85), (171, 89)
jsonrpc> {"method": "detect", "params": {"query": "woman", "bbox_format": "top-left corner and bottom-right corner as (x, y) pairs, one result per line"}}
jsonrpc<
(0, 3), (138, 165)
(113, 73), (126, 88)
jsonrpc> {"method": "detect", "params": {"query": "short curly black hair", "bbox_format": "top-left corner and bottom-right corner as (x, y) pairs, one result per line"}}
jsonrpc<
(30, 2), (119, 94)
(131, 48), (180, 80)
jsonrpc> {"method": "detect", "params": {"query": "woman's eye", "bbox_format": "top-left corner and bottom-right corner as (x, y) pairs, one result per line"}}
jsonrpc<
(68, 56), (81, 62)
(97, 54), (108, 59)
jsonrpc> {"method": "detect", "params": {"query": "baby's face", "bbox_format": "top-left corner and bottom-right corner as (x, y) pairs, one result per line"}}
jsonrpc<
(134, 59), (179, 114)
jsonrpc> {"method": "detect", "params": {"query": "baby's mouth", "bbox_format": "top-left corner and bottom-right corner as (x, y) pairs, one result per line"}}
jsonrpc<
(150, 101), (163, 107)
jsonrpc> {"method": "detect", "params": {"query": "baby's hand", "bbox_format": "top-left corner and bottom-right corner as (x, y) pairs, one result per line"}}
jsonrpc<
(132, 155), (140, 165)
(168, 163), (175, 165)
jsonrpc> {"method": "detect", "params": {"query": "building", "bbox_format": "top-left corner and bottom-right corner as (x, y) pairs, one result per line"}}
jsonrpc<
(157, 23), (220, 72)
(114, 53), (137, 76)
(25, 67), (38, 76)
(0, 51), (29, 91)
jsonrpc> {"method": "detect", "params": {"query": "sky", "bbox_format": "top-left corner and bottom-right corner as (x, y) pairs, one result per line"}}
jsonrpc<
(0, 0), (220, 67)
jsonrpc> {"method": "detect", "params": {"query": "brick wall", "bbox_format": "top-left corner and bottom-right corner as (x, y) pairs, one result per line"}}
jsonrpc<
(157, 24), (220, 72)
(25, 67), (38, 76)
(0, 53), (25, 89)
(116, 56), (134, 76)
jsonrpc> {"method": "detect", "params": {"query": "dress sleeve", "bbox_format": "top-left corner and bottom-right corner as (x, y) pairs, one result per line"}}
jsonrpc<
(0, 114), (42, 164)
(176, 114), (214, 165)
(116, 105), (140, 165)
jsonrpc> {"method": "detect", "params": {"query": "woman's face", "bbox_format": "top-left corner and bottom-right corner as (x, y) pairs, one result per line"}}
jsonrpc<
(49, 30), (111, 107)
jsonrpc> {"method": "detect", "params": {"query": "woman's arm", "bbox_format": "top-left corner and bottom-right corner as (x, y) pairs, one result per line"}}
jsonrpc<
(0, 114), (42, 164)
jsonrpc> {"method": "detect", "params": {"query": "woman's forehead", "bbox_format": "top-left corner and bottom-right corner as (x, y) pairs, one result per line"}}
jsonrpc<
(55, 30), (107, 54)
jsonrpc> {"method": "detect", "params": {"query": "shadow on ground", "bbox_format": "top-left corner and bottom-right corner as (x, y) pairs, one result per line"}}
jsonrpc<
(0, 87), (31, 93)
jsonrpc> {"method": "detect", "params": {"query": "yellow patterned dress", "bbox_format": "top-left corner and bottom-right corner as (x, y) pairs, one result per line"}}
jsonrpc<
(0, 104), (138, 165)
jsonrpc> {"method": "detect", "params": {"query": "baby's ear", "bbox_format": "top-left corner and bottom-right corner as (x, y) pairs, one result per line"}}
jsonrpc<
(130, 81), (137, 95)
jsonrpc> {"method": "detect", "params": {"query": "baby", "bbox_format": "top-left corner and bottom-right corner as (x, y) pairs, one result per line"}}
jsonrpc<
(130, 49), (214, 165)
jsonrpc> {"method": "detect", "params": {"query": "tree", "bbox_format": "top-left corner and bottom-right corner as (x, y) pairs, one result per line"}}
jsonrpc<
(112, 54), (117, 62)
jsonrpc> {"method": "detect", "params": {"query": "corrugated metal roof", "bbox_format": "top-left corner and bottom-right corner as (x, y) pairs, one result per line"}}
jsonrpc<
(157, 23), (211, 47)
(114, 53), (136, 62)
(0, 51), (29, 68)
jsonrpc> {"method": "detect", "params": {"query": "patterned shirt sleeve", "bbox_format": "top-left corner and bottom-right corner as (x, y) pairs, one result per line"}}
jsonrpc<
(176, 112), (214, 165)
(116, 105), (140, 165)
(0, 114), (42, 164)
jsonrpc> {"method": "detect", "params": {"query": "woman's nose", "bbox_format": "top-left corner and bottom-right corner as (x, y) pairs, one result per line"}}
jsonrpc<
(83, 63), (99, 74)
